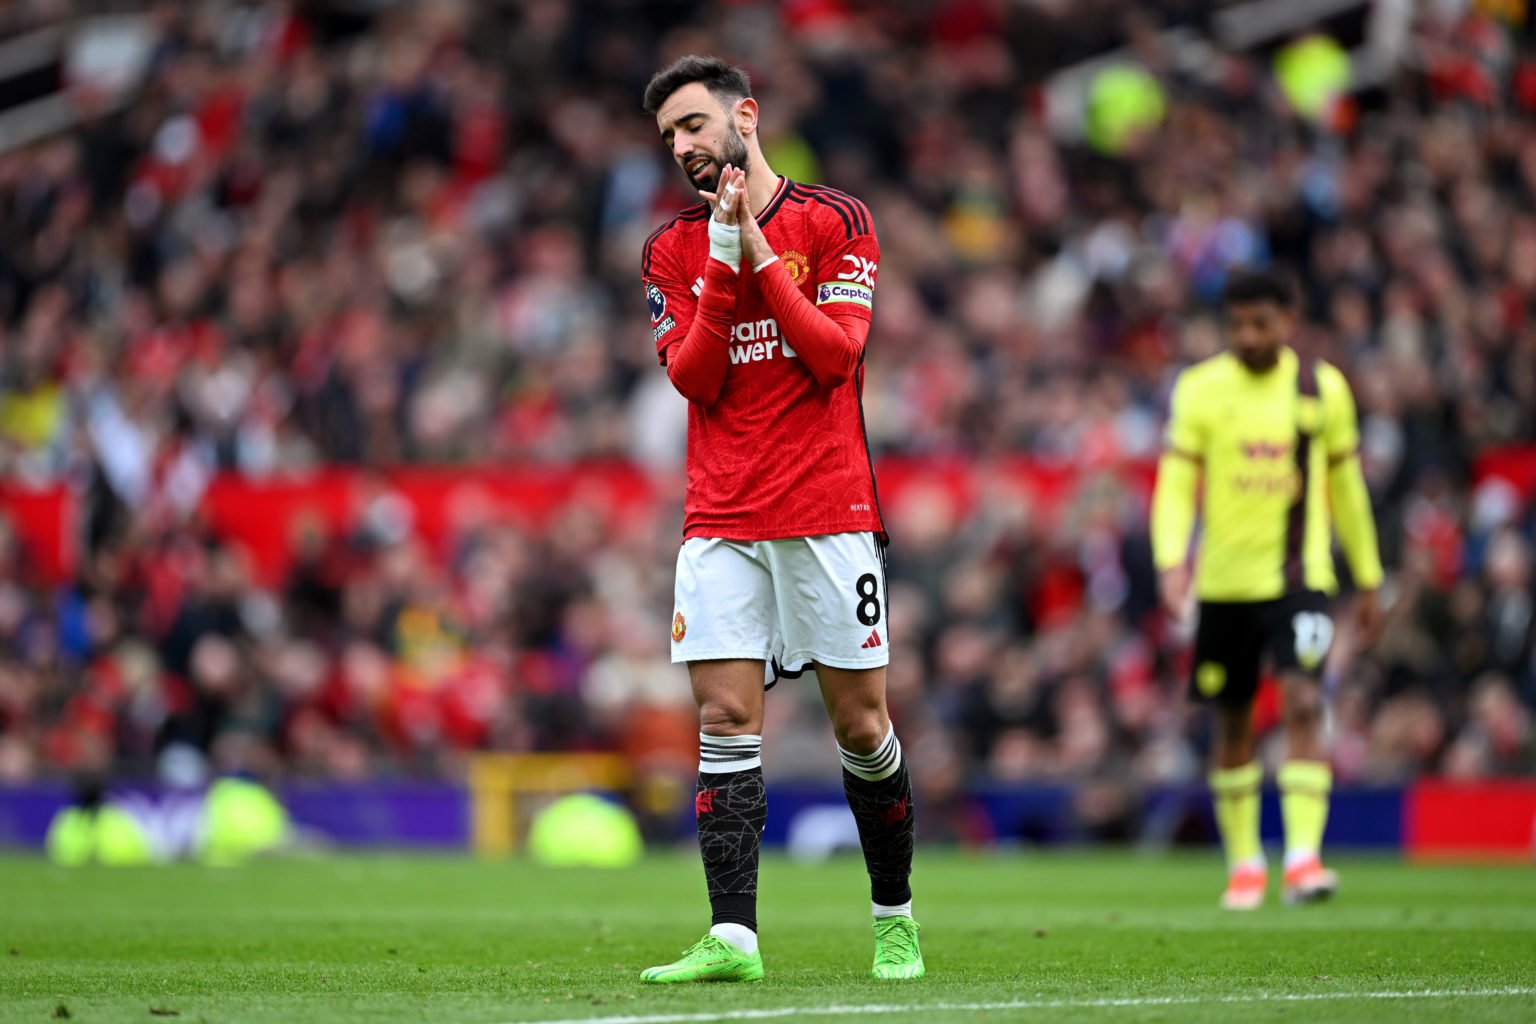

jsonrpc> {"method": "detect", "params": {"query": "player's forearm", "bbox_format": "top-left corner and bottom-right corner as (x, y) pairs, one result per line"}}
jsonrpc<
(665, 259), (739, 406)
(1150, 452), (1200, 571)
(754, 260), (866, 386)
(1328, 455), (1384, 590)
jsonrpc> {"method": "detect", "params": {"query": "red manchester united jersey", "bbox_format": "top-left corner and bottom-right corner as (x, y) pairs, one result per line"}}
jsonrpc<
(643, 177), (884, 542)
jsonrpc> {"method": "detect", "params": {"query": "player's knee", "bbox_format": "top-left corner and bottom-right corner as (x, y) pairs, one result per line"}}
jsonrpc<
(1282, 678), (1323, 728)
(1212, 707), (1254, 764)
(1285, 694), (1322, 730)
(698, 700), (757, 736)
(1215, 706), (1251, 743)
(831, 710), (889, 756)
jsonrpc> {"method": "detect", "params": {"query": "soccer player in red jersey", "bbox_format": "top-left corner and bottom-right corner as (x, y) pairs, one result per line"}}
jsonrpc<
(637, 56), (922, 983)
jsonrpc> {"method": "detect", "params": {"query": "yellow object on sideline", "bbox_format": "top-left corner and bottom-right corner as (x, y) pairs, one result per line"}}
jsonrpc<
(527, 793), (644, 869)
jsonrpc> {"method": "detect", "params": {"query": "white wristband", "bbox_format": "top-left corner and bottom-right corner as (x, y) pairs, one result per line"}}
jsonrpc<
(753, 255), (778, 272)
(708, 217), (742, 272)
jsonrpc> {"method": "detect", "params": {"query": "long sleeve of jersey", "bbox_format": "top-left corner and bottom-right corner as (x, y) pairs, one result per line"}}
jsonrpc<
(662, 257), (739, 406)
(1321, 372), (1383, 590)
(753, 258), (869, 387)
(1151, 374), (1203, 571)
(1152, 452), (1200, 571)
(1328, 454), (1383, 590)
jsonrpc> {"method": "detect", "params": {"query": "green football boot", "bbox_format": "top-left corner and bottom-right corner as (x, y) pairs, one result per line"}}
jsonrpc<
(640, 934), (764, 983)
(871, 916), (925, 980)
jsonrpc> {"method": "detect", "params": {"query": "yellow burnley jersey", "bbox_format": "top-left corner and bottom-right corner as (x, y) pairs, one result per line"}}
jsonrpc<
(1162, 348), (1359, 602)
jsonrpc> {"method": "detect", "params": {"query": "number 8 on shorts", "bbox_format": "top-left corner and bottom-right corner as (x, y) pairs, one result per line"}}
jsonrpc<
(671, 532), (890, 673)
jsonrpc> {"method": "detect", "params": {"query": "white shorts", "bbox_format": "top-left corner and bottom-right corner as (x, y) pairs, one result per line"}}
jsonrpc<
(670, 532), (889, 677)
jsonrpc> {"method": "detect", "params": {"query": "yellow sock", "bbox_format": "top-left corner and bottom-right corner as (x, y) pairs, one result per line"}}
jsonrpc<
(1278, 760), (1332, 867)
(1209, 762), (1263, 870)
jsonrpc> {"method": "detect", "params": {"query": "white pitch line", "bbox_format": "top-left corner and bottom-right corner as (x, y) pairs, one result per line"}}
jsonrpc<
(503, 986), (1536, 1024)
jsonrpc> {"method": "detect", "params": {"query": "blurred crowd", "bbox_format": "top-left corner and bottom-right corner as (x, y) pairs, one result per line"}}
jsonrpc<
(1, 0), (1534, 822)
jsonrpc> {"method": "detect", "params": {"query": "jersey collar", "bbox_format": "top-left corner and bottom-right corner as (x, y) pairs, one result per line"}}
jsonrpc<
(1223, 345), (1297, 378)
(755, 176), (791, 228)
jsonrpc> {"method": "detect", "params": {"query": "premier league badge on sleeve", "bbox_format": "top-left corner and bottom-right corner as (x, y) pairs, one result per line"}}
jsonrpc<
(647, 282), (667, 323)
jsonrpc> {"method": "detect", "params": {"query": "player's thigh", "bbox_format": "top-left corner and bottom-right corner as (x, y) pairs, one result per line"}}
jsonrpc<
(688, 658), (767, 735)
(766, 531), (890, 671)
(672, 538), (779, 664)
(1262, 591), (1335, 680)
(813, 661), (890, 752)
(1190, 600), (1265, 709)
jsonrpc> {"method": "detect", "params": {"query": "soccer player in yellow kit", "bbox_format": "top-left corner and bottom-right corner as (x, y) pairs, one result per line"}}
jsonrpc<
(1152, 271), (1384, 910)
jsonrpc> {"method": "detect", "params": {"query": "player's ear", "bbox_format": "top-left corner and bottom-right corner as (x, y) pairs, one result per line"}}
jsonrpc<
(735, 97), (759, 138)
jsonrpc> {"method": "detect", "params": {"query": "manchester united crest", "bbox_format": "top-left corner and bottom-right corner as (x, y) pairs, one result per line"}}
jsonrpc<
(671, 612), (687, 643)
(779, 249), (810, 283)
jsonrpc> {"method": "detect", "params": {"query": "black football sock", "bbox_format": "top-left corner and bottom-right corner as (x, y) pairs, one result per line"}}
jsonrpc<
(697, 733), (767, 933)
(839, 725), (915, 913)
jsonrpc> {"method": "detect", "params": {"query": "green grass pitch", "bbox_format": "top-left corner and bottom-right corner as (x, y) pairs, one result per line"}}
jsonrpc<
(2, 851), (1533, 1023)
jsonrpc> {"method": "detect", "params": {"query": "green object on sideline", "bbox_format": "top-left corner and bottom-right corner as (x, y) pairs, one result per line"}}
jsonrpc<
(527, 793), (643, 868)
(44, 807), (96, 867)
(45, 805), (155, 866)
(200, 778), (290, 866)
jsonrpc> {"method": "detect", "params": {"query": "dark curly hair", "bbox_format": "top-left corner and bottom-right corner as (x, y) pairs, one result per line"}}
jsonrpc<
(642, 55), (752, 116)
(1222, 268), (1295, 309)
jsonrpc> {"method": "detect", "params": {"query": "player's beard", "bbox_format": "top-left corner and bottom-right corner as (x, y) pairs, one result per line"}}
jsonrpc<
(1235, 346), (1282, 373)
(688, 126), (750, 193)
